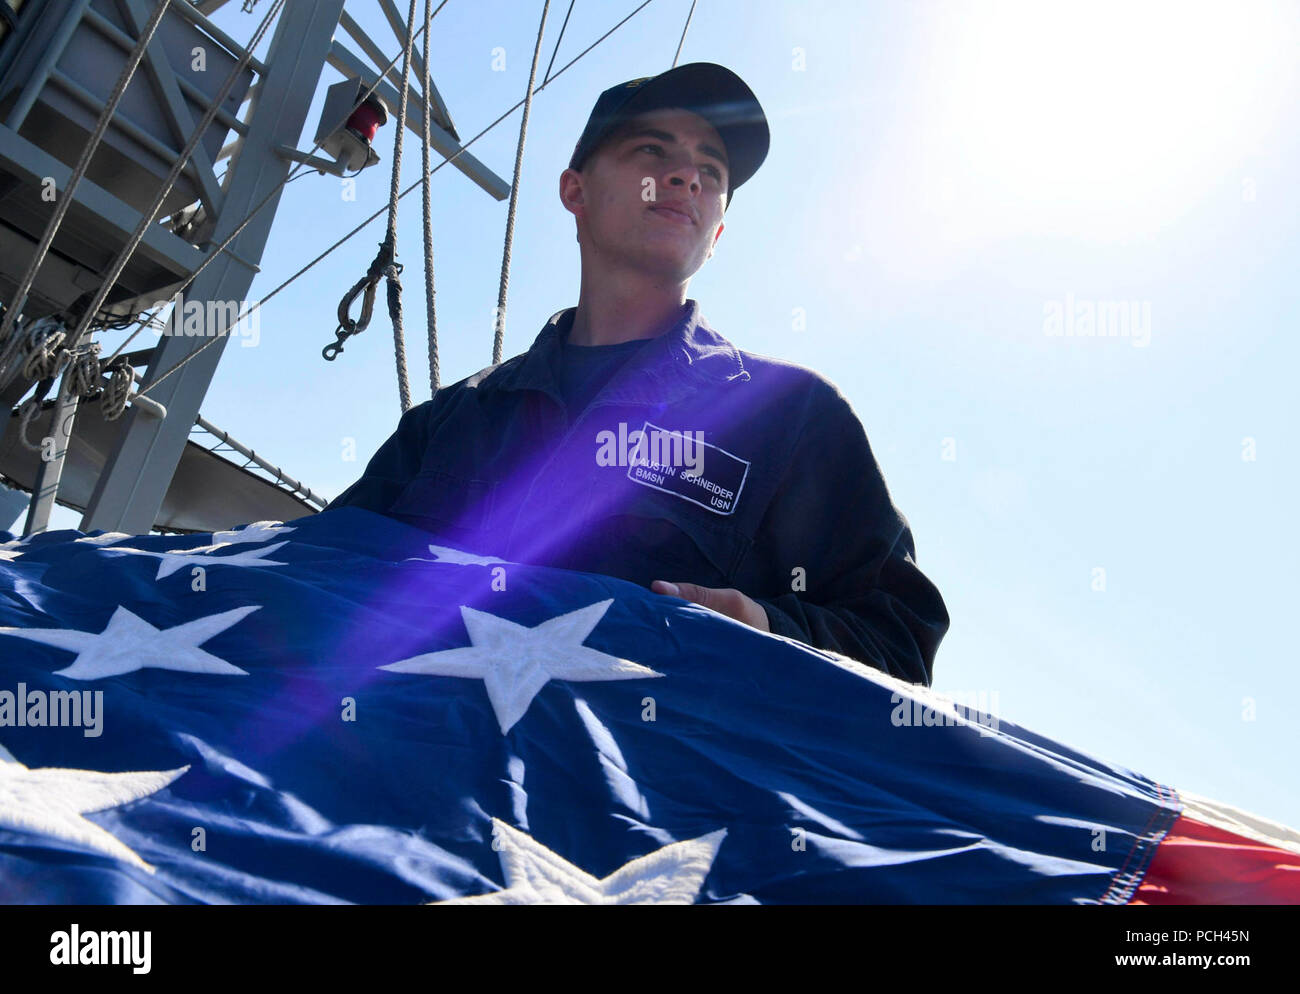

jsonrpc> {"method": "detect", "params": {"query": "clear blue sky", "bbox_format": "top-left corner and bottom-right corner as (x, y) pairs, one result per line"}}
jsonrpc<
(31, 1), (1300, 830)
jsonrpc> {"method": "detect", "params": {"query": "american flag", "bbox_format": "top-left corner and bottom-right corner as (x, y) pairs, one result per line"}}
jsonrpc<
(2, 507), (1296, 904)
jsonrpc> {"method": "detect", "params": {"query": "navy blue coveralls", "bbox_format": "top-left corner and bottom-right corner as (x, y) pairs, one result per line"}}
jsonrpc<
(324, 300), (950, 685)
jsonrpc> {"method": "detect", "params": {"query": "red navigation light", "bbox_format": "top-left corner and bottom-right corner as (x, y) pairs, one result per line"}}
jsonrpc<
(346, 95), (388, 145)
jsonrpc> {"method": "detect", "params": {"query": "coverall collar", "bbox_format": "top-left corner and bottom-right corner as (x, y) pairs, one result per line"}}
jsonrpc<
(481, 298), (750, 407)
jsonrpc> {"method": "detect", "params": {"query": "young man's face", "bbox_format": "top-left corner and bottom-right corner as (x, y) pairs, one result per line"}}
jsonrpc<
(561, 107), (729, 283)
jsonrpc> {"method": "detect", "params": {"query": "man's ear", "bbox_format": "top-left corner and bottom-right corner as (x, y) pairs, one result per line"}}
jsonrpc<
(560, 168), (586, 244)
(559, 168), (585, 219)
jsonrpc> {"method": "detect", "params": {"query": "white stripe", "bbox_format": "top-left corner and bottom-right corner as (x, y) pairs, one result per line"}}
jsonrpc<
(1178, 790), (1300, 857)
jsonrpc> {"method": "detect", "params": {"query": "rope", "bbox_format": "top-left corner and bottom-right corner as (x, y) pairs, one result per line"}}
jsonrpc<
(421, 0), (439, 393)
(672, 0), (698, 68)
(67, 343), (103, 399)
(383, 0), (420, 413)
(101, 357), (135, 421)
(15, 398), (48, 452)
(0, 0), (170, 379)
(15, 340), (100, 452)
(493, 0), (551, 365)
(18, 319), (68, 383)
(128, 0), (656, 404)
(6, 312), (137, 436)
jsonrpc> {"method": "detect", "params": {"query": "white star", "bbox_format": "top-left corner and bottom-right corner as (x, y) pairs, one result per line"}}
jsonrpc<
(411, 543), (510, 566)
(379, 600), (661, 733)
(1, 533), (37, 559)
(3, 531), (134, 560)
(100, 541), (289, 580)
(74, 532), (134, 547)
(0, 744), (188, 872)
(0, 604), (256, 679)
(209, 521), (294, 546)
(436, 819), (727, 904)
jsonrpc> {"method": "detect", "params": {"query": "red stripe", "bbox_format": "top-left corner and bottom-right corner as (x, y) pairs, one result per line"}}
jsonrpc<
(1129, 814), (1300, 904)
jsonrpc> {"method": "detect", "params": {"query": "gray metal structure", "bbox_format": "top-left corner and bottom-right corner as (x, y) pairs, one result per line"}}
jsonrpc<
(0, 0), (509, 535)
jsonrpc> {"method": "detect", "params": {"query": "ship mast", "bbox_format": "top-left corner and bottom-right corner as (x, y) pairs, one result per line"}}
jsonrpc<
(0, 0), (507, 534)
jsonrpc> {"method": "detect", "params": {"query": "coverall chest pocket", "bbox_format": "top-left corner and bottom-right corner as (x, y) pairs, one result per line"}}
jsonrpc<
(583, 483), (748, 588)
(388, 470), (498, 551)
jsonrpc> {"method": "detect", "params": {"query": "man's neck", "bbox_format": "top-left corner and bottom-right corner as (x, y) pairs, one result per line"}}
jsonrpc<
(567, 271), (689, 346)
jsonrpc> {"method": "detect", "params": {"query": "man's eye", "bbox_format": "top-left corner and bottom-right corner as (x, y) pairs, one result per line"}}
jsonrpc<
(638, 144), (722, 181)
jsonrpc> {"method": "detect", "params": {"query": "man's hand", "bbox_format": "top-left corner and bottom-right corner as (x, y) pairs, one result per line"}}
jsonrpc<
(650, 580), (771, 633)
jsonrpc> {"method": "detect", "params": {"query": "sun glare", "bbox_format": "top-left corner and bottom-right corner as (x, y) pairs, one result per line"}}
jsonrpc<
(925, 0), (1296, 235)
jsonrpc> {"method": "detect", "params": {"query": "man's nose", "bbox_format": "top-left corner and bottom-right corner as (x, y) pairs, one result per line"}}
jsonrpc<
(665, 161), (702, 194)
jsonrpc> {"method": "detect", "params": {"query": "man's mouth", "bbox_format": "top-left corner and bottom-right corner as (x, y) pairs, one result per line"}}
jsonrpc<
(648, 205), (695, 226)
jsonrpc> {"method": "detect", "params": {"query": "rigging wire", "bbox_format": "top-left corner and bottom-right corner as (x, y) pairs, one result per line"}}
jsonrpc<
(130, 0), (657, 404)
(542, 0), (576, 88)
(672, 0), (698, 68)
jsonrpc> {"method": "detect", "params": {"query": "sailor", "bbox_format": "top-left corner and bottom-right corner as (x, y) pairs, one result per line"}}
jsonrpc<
(325, 63), (950, 685)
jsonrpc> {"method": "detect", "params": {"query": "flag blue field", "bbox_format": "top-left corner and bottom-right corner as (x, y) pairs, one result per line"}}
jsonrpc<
(1, 507), (1182, 903)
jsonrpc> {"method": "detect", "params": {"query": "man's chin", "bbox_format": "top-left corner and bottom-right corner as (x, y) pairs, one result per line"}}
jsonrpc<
(628, 249), (707, 284)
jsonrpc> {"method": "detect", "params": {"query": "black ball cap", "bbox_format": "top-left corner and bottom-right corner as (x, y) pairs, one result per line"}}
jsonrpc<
(568, 62), (770, 206)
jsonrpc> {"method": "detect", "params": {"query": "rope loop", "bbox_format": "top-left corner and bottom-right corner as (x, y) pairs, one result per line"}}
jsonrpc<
(100, 357), (136, 421)
(20, 322), (69, 383)
(68, 341), (103, 400)
(16, 397), (47, 452)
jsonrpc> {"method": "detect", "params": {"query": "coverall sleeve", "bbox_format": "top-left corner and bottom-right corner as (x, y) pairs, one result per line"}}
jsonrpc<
(749, 384), (949, 686)
(323, 399), (432, 515)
